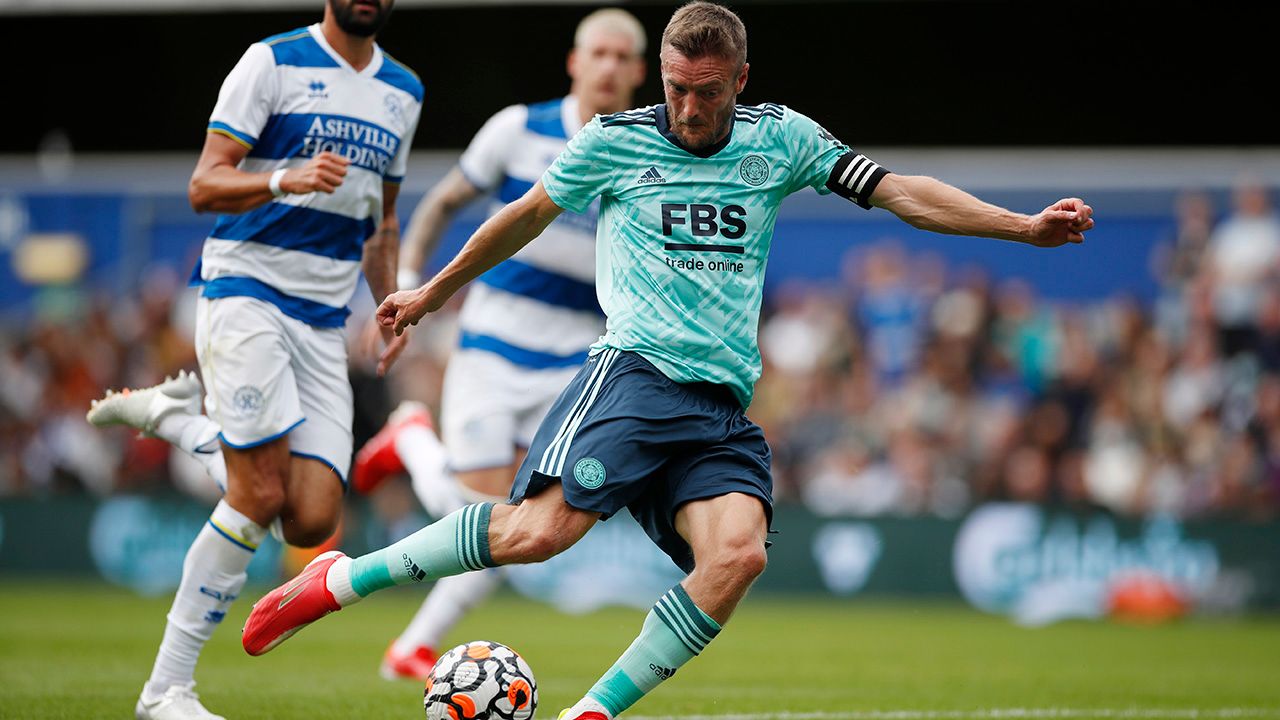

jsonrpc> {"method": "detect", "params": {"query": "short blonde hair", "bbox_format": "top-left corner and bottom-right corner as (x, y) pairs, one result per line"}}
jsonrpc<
(575, 8), (647, 56)
(660, 1), (747, 68)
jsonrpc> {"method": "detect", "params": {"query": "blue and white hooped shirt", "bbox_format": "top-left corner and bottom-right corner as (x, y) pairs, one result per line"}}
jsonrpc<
(454, 95), (605, 370)
(195, 24), (423, 327)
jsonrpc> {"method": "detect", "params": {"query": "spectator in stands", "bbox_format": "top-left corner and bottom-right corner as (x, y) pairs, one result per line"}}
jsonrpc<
(851, 243), (927, 388)
(1208, 181), (1280, 356)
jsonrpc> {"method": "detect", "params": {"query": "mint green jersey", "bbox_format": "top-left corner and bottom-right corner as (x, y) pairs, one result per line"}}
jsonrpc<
(541, 103), (887, 407)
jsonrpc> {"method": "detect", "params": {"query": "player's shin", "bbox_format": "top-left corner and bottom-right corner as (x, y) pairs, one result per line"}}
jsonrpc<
(576, 584), (722, 719)
(337, 503), (500, 602)
(143, 500), (265, 699)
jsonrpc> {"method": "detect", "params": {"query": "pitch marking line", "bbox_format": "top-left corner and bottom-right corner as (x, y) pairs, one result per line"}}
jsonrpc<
(629, 709), (1280, 720)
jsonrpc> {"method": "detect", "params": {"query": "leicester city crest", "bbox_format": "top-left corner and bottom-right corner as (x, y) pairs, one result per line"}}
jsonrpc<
(573, 457), (607, 489)
(739, 154), (769, 186)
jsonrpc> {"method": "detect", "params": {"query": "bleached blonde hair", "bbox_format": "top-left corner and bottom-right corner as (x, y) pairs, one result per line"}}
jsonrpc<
(575, 8), (647, 56)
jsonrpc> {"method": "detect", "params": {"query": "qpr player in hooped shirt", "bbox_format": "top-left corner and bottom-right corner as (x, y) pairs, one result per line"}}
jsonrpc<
(85, 2), (421, 719)
(199, 24), (422, 322)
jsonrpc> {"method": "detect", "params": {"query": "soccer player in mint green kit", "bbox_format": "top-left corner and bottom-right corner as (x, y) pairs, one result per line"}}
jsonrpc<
(243, 3), (1094, 718)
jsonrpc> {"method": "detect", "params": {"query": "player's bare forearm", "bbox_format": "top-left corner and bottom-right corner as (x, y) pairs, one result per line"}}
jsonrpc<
(188, 164), (278, 214)
(368, 187), (414, 375)
(871, 174), (1030, 241)
(189, 134), (349, 215)
(363, 216), (401, 306)
(869, 174), (1093, 248)
(419, 182), (564, 311)
(188, 132), (278, 213)
(377, 182), (563, 336)
(398, 167), (484, 289)
(367, 183), (403, 306)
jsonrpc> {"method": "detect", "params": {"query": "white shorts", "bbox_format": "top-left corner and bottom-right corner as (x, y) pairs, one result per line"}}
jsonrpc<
(194, 296), (354, 483)
(440, 348), (580, 472)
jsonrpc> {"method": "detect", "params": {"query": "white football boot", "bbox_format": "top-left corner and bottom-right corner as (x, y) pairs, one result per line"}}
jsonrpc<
(135, 684), (226, 720)
(86, 370), (203, 436)
(88, 369), (286, 541)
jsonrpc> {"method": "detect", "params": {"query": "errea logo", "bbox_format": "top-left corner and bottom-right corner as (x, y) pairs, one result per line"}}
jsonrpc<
(637, 166), (666, 184)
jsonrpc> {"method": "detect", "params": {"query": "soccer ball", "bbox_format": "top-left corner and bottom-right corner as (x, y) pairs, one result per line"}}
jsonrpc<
(424, 640), (537, 720)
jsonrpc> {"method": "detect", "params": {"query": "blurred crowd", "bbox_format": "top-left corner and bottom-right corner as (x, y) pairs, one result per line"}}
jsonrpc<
(757, 183), (1280, 522)
(3, 184), (1280, 523)
(0, 271), (199, 496)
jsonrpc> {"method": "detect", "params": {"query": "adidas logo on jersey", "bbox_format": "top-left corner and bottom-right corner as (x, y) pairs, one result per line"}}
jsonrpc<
(637, 166), (666, 184)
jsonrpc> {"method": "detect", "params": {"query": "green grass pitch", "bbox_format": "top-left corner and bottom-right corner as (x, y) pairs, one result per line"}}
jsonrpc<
(2, 582), (1278, 720)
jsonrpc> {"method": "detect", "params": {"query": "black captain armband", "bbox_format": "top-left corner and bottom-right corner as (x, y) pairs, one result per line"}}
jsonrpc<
(825, 152), (890, 209)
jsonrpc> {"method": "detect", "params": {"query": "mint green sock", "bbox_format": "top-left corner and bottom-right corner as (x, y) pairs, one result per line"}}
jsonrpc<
(349, 503), (495, 597)
(586, 584), (722, 716)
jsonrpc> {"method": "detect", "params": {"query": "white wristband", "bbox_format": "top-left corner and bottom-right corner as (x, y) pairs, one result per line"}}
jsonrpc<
(397, 267), (422, 291)
(268, 168), (288, 198)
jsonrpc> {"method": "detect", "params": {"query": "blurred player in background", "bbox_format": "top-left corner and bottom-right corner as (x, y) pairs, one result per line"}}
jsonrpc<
(243, 2), (1093, 719)
(351, 7), (646, 681)
(87, 1), (421, 717)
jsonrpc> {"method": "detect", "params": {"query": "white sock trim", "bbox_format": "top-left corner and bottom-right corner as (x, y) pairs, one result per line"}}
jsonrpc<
(325, 556), (361, 607)
(569, 697), (613, 720)
(154, 412), (219, 454)
(209, 500), (267, 551)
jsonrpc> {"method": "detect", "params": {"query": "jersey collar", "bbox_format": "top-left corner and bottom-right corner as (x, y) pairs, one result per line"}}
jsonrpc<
(308, 23), (384, 77)
(655, 104), (734, 159)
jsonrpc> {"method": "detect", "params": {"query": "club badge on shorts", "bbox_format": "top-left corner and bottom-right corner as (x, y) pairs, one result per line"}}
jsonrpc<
(573, 457), (607, 489)
(233, 385), (265, 419)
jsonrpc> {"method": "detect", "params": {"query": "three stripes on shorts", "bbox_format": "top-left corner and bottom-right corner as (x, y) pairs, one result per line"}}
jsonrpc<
(538, 347), (621, 478)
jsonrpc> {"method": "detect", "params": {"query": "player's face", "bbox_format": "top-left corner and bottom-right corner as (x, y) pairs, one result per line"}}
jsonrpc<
(661, 49), (748, 150)
(568, 31), (646, 115)
(327, 0), (394, 38)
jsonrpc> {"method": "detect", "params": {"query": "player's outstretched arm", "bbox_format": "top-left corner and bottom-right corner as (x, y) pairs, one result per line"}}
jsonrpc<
(397, 167), (485, 290)
(869, 174), (1094, 247)
(363, 171), (481, 375)
(377, 182), (564, 335)
(188, 133), (350, 215)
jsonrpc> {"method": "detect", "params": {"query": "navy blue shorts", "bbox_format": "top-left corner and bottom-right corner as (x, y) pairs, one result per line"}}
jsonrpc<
(510, 348), (773, 573)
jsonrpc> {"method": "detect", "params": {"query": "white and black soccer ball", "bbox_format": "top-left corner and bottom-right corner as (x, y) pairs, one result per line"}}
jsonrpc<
(424, 641), (537, 720)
